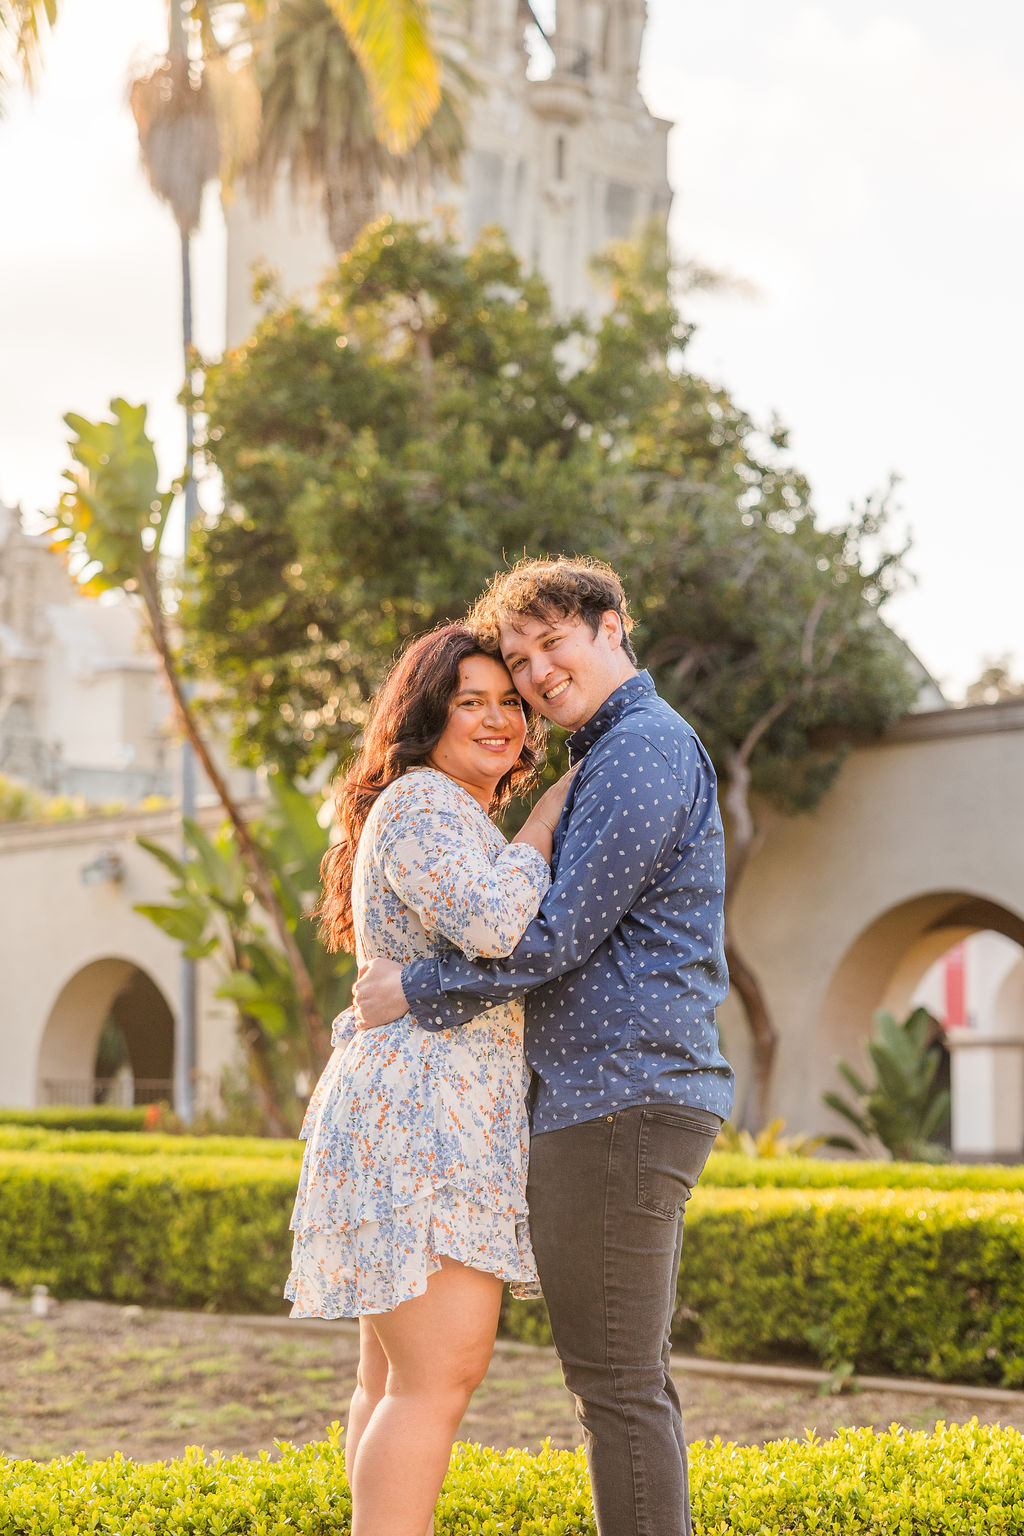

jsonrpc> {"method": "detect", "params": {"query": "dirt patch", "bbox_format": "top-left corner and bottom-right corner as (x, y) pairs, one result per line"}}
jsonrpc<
(2, 1297), (1023, 1464)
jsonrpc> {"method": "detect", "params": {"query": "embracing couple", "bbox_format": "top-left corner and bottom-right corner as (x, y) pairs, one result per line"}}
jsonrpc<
(286, 556), (734, 1536)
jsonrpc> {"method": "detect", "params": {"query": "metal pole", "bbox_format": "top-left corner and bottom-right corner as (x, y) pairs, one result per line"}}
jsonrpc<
(175, 216), (199, 1125)
(175, 31), (199, 1119)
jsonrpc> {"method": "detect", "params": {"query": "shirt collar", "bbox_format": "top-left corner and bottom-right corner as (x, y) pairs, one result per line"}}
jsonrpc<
(566, 671), (655, 764)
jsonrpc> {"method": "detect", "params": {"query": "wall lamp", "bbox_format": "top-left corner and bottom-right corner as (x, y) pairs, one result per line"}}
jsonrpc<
(80, 848), (125, 886)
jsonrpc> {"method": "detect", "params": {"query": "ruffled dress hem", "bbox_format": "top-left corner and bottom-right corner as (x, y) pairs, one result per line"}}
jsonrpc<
(287, 1182), (541, 1318)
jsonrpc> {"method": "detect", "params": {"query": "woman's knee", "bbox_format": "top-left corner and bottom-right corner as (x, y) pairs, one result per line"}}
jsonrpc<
(387, 1343), (492, 1410)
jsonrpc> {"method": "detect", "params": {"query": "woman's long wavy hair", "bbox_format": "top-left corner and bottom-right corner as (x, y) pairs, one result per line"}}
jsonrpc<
(318, 625), (543, 953)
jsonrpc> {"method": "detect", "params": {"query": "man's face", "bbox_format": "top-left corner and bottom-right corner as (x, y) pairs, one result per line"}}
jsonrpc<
(498, 610), (633, 732)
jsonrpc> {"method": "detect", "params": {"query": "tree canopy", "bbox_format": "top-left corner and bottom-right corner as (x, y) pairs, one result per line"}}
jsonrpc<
(191, 220), (914, 783)
(188, 220), (918, 1119)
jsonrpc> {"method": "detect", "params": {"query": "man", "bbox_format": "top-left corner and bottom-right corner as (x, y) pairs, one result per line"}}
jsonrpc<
(354, 556), (734, 1536)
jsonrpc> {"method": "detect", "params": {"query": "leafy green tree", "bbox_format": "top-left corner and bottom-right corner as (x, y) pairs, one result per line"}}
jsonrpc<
(46, 398), (332, 1069)
(186, 221), (667, 771)
(187, 221), (916, 1119)
(823, 1007), (951, 1162)
(137, 774), (352, 1133)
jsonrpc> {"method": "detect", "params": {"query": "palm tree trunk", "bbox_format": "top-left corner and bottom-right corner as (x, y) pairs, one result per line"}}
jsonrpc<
(324, 149), (381, 255)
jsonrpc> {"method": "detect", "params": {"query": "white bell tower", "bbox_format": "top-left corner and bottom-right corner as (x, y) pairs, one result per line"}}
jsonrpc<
(225, 0), (671, 338)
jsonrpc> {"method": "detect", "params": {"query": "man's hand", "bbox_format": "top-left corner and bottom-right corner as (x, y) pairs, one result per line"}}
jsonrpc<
(353, 957), (410, 1030)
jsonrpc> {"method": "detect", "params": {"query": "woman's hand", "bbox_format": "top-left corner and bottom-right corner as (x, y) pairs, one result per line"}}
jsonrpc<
(511, 765), (579, 862)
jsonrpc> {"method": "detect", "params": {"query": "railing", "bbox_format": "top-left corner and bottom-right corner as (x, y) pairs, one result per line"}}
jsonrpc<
(41, 1076), (218, 1110)
(530, 38), (593, 84)
(550, 40), (592, 81)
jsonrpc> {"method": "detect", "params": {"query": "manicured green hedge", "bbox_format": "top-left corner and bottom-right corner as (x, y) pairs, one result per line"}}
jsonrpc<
(678, 1186), (1024, 1386)
(4, 1152), (1024, 1385)
(0, 1151), (295, 1313)
(704, 1150), (1024, 1192)
(0, 1106), (149, 1132)
(0, 1125), (300, 1160)
(3, 1422), (1023, 1534)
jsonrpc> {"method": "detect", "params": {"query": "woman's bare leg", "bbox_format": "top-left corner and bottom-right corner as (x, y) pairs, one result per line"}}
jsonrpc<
(349, 1258), (503, 1536)
(346, 1319), (388, 1488)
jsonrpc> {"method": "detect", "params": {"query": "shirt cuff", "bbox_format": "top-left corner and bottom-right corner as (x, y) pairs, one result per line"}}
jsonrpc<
(400, 957), (452, 1032)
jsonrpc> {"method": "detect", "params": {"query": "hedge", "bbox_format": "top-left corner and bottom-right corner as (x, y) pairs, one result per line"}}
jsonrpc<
(7, 1129), (1024, 1195)
(703, 1151), (1024, 1193)
(3, 1422), (1023, 1535)
(677, 1186), (1024, 1386)
(4, 1152), (1024, 1384)
(0, 1106), (149, 1132)
(0, 1125), (300, 1160)
(0, 1151), (295, 1313)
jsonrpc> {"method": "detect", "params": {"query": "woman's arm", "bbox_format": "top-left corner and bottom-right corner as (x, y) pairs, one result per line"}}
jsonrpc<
(376, 775), (551, 960)
(509, 767), (578, 864)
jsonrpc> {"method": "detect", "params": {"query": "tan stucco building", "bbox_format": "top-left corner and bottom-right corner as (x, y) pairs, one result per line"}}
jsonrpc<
(0, 505), (174, 804)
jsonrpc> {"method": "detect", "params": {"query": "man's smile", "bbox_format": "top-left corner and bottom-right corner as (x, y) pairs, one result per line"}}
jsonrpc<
(544, 678), (571, 702)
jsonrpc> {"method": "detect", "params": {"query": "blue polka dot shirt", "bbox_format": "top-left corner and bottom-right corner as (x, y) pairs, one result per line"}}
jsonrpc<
(401, 672), (735, 1134)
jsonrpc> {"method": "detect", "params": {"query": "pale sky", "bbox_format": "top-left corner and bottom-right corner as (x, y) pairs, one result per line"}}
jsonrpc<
(2, 0), (1022, 697)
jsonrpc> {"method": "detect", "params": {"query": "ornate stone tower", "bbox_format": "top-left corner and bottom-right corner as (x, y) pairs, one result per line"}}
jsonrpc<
(225, 0), (671, 340)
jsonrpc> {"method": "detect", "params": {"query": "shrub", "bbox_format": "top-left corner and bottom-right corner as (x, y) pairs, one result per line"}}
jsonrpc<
(0, 1126), (301, 1160)
(714, 1117), (825, 1158)
(824, 1006), (951, 1160)
(0, 1106), (149, 1132)
(2, 1422), (1024, 1534)
(679, 1186), (1024, 1385)
(4, 1150), (1024, 1384)
(0, 1151), (295, 1313)
(703, 1151), (1024, 1193)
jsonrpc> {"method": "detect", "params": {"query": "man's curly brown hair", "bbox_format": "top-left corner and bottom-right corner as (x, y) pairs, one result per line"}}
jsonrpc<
(469, 556), (637, 663)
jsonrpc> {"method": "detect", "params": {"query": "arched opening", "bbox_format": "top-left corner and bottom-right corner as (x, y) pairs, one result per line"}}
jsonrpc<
(818, 894), (1024, 1159)
(37, 957), (175, 1106)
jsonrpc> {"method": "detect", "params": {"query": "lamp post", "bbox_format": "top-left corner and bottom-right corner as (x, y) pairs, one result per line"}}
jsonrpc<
(171, 0), (198, 1128)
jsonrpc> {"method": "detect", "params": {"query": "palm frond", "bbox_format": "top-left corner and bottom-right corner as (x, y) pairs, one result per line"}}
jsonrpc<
(327, 0), (440, 153)
(0, 0), (57, 113)
(248, 0), (471, 251)
(129, 51), (220, 234)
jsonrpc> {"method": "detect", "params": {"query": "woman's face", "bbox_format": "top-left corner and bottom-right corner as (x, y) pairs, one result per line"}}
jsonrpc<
(427, 653), (528, 808)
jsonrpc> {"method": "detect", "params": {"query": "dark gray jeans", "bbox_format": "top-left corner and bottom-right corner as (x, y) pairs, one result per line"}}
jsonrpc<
(527, 1104), (720, 1536)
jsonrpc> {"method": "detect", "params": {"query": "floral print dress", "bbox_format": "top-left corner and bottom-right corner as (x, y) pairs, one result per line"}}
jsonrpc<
(286, 768), (551, 1317)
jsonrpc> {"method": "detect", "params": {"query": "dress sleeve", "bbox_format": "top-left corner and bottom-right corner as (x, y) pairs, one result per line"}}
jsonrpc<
(375, 774), (551, 960)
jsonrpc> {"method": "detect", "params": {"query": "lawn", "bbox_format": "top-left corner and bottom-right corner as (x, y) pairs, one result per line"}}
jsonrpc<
(3, 1296), (1024, 1464)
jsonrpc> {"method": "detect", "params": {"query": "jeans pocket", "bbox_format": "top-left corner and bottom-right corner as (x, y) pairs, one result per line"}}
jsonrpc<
(636, 1109), (718, 1219)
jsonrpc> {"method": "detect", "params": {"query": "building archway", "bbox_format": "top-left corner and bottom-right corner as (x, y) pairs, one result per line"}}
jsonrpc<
(36, 957), (175, 1105)
(817, 892), (1024, 1157)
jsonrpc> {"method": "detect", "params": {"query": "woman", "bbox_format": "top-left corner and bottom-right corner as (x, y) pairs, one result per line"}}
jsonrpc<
(286, 624), (573, 1536)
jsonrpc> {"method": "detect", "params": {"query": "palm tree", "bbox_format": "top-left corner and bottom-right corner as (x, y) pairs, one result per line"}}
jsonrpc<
(249, 0), (471, 255)
(0, 0), (55, 115)
(2, 1), (442, 150)
(6, 0), (448, 1116)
